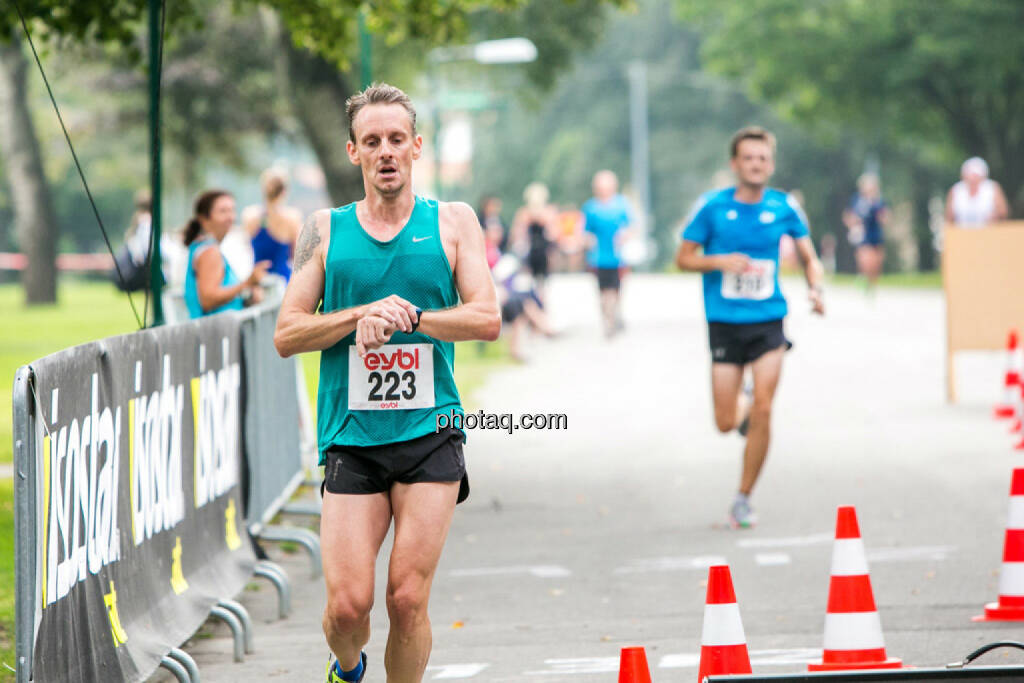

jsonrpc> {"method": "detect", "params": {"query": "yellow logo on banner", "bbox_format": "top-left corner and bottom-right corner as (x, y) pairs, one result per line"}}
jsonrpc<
(103, 581), (128, 646)
(225, 498), (242, 551)
(170, 536), (189, 595)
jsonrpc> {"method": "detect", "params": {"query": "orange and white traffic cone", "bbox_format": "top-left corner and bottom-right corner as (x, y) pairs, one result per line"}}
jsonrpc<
(698, 564), (752, 682)
(995, 329), (1022, 419)
(618, 647), (652, 683)
(808, 506), (902, 671)
(974, 469), (1024, 621)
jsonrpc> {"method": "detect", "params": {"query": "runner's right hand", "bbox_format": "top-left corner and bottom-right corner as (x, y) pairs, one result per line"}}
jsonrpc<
(361, 294), (418, 333)
(717, 253), (750, 274)
(355, 315), (397, 357)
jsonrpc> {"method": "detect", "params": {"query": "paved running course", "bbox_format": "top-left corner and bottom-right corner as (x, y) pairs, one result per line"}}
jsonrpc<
(159, 273), (1024, 681)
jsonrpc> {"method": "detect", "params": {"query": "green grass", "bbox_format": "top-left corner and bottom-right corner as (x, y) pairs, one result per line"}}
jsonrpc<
(826, 271), (942, 289)
(1, 281), (140, 466)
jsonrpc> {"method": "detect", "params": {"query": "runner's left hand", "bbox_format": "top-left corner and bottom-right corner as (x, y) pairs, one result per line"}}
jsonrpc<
(809, 289), (825, 316)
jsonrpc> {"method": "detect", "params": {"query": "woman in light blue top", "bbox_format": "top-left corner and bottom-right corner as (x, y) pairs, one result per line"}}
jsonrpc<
(183, 189), (270, 319)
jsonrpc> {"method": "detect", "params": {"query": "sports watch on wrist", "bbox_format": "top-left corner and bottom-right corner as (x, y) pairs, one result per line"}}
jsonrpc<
(410, 307), (423, 333)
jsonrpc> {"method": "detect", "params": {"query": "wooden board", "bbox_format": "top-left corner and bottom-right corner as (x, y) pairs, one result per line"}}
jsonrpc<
(942, 222), (1024, 401)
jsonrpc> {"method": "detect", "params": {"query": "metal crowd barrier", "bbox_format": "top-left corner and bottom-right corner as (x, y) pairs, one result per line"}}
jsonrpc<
(12, 300), (319, 682)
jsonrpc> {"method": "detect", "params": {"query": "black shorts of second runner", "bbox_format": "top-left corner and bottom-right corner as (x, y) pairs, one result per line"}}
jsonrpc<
(708, 319), (793, 365)
(593, 267), (621, 291)
(322, 427), (469, 504)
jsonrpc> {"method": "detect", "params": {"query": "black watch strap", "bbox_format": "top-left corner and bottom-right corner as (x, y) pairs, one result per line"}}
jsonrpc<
(410, 307), (423, 333)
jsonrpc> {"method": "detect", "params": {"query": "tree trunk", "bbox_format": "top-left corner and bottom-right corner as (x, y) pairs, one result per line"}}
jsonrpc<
(263, 13), (364, 206)
(0, 34), (58, 304)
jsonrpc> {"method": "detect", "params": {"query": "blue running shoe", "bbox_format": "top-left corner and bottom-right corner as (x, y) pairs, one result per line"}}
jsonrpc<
(326, 652), (367, 683)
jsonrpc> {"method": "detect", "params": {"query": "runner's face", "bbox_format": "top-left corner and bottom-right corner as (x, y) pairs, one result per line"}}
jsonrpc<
(731, 139), (775, 188)
(347, 104), (422, 197)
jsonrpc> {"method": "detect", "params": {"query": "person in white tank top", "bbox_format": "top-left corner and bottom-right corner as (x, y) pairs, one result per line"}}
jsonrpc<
(945, 156), (1009, 227)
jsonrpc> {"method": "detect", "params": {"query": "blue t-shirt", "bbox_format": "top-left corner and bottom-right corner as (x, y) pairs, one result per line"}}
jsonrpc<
(582, 195), (632, 268)
(184, 239), (244, 319)
(682, 187), (809, 324)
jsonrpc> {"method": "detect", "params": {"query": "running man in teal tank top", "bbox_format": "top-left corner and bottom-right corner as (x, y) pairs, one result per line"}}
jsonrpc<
(273, 84), (500, 683)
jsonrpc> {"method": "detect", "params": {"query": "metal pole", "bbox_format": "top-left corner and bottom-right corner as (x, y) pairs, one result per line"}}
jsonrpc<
(148, 0), (164, 326)
(627, 60), (651, 238)
(13, 367), (36, 683)
(358, 10), (372, 89)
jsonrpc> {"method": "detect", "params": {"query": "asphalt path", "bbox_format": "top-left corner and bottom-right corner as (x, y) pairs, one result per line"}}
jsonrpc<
(159, 273), (1024, 681)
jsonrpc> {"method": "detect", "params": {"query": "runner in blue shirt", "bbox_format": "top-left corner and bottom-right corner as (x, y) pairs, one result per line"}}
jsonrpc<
(676, 126), (825, 528)
(582, 170), (633, 337)
(842, 172), (889, 294)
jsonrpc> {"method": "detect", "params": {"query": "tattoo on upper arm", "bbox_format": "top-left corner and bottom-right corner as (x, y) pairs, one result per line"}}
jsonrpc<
(294, 214), (322, 272)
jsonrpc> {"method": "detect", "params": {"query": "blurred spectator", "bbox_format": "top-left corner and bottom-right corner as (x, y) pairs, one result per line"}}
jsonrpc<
(111, 189), (187, 291)
(183, 189), (269, 319)
(842, 173), (889, 291)
(491, 253), (555, 362)
(945, 157), (1009, 227)
(242, 167), (303, 282)
(477, 195), (506, 268)
(511, 182), (558, 300)
(554, 205), (586, 272)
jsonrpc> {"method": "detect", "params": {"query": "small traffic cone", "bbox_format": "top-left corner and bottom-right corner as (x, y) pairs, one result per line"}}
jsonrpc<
(995, 329), (1022, 419)
(618, 647), (652, 683)
(698, 565), (752, 682)
(808, 506), (902, 671)
(974, 469), (1024, 621)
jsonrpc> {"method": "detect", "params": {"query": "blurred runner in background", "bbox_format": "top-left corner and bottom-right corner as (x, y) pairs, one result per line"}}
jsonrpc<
(582, 170), (632, 338)
(842, 173), (889, 294)
(676, 126), (825, 529)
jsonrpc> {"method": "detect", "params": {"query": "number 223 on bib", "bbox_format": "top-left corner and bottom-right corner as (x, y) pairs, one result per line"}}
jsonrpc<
(348, 343), (435, 410)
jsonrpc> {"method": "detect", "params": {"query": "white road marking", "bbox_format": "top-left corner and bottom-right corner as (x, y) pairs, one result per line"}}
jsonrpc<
(755, 552), (792, 566)
(427, 663), (489, 679)
(524, 657), (619, 675)
(612, 554), (727, 575)
(660, 648), (820, 669)
(867, 545), (956, 563)
(449, 565), (571, 578)
(736, 533), (833, 548)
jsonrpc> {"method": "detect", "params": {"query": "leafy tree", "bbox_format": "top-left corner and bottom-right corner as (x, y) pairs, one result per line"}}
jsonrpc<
(677, 0), (1024, 220)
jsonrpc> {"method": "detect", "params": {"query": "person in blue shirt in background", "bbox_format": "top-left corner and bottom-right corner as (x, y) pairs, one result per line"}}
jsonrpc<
(842, 172), (889, 295)
(676, 126), (825, 529)
(582, 170), (633, 338)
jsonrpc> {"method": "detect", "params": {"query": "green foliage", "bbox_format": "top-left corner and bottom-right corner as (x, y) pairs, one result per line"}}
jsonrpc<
(463, 0), (873, 268)
(677, 0), (1024, 209)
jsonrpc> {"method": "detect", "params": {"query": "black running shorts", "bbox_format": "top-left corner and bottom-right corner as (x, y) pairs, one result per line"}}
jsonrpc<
(594, 267), (621, 291)
(322, 427), (469, 504)
(708, 319), (792, 365)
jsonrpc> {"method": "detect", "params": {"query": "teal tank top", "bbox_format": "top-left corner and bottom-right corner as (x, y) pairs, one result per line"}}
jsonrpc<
(184, 239), (244, 319)
(317, 197), (462, 458)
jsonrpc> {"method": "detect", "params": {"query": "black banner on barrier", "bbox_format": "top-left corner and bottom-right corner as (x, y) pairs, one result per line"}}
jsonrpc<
(28, 314), (255, 683)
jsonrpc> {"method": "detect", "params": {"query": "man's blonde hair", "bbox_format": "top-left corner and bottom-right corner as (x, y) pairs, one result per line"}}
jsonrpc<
(345, 83), (418, 142)
(729, 126), (777, 158)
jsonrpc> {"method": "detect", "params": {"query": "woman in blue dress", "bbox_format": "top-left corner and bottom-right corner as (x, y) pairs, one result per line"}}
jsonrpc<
(242, 168), (302, 282)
